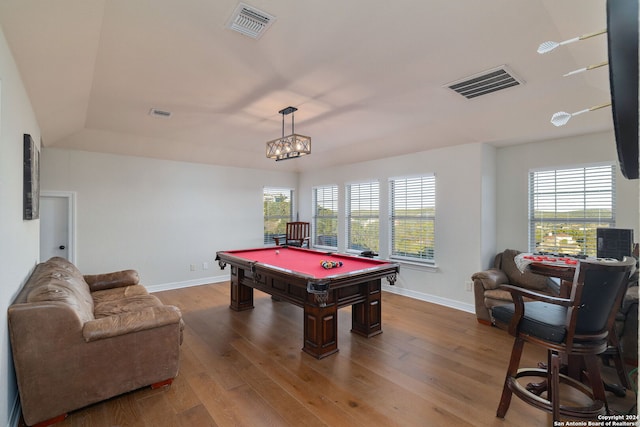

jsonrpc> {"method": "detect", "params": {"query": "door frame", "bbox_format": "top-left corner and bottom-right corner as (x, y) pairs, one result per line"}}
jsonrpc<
(40, 190), (77, 264)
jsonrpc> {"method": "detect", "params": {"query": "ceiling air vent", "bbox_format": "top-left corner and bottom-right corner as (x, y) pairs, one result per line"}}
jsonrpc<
(226, 3), (276, 39)
(446, 66), (523, 99)
(149, 108), (172, 118)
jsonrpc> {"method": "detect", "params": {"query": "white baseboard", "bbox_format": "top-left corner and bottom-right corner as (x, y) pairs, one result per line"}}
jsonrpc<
(8, 395), (21, 427)
(146, 275), (474, 315)
(146, 274), (229, 293)
(382, 284), (475, 314)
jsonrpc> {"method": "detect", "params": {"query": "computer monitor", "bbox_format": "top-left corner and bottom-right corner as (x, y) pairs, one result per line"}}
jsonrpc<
(597, 228), (634, 260)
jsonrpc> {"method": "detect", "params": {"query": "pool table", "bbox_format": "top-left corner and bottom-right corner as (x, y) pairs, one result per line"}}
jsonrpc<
(215, 246), (400, 359)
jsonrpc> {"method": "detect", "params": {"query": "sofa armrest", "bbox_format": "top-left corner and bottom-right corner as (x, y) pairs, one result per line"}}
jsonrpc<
(84, 269), (140, 292)
(83, 305), (181, 342)
(471, 268), (508, 290)
(9, 302), (85, 347)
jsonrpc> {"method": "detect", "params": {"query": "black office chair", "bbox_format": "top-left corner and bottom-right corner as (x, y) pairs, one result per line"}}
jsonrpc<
(493, 257), (635, 421)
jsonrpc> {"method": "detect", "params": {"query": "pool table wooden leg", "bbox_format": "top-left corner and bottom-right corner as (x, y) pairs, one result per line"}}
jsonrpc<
(303, 298), (339, 359)
(229, 266), (254, 311)
(351, 280), (383, 338)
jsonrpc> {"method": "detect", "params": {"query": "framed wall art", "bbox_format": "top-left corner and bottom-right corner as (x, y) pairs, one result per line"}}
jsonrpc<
(23, 133), (40, 220)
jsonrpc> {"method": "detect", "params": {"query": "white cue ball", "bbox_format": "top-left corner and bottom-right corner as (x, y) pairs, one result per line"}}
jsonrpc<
(275, 250), (280, 254)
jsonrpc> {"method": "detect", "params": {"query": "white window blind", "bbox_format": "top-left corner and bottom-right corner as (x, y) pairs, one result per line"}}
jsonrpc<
(346, 181), (379, 252)
(263, 187), (293, 244)
(390, 175), (436, 262)
(529, 165), (615, 256)
(312, 185), (338, 249)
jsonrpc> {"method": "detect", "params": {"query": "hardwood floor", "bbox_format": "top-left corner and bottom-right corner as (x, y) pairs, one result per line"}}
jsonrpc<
(22, 283), (637, 426)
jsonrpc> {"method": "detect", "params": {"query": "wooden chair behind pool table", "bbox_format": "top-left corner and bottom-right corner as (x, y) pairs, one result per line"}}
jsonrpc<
(273, 222), (310, 248)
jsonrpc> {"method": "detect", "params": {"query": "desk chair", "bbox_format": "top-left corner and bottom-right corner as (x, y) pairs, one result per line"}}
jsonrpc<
(493, 257), (635, 421)
(273, 222), (310, 248)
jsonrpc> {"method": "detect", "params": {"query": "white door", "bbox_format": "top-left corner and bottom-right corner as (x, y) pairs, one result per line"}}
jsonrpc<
(40, 192), (75, 262)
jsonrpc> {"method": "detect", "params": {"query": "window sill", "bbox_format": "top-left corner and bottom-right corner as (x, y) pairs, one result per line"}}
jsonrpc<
(313, 245), (338, 252)
(390, 258), (439, 272)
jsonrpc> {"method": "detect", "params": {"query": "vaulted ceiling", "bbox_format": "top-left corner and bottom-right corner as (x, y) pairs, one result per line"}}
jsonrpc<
(0, 0), (611, 172)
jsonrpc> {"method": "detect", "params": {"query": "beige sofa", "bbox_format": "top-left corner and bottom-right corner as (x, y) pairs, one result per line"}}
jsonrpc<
(8, 257), (183, 426)
(471, 249), (560, 325)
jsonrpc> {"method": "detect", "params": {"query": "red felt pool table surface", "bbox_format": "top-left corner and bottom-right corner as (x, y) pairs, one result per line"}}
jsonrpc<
(222, 246), (392, 279)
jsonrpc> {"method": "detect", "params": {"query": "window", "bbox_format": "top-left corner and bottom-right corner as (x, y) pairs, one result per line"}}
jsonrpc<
(312, 185), (338, 248)
(389, 175), (436, 262)
(529, 164), (615, 256)
(263, 187), (293, 244)
(346, 181), (379, 252)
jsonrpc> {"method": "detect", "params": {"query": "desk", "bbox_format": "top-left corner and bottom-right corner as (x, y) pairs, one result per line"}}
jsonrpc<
(215, 246), (399, 359)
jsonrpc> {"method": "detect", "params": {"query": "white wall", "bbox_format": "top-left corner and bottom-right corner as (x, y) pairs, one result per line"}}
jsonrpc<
(41, 148), (298, 289)
(299, 142), (494, 312)
(0, 27), (41, 427)
(496, 131), (640, 252)
(480, 144), (498, 269)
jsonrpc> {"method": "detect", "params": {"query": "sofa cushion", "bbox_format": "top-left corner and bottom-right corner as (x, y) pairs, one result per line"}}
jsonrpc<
(25, 258), (94, 324)
(501, 249), (551, 291)
(92, 284), (149, 304)
(484, 288), (546, 308)
(84, 269), (140, 292)
(484, 288), (517, 304)
(94, 294), (165, 318)
(46, 256), (85, 276)
(83, 305), (182, 342)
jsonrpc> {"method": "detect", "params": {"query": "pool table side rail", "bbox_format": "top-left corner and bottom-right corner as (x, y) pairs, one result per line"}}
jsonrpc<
(215, 249), (399, 290)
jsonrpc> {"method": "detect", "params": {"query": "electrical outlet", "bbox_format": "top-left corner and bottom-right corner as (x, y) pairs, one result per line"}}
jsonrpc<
(190, 264), (197, 271)
(203, 262), (209, 270)
(465, 280), (473, 292)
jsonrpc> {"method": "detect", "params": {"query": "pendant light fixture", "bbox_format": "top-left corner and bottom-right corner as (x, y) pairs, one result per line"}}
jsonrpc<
(266, 106), (311, 161)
